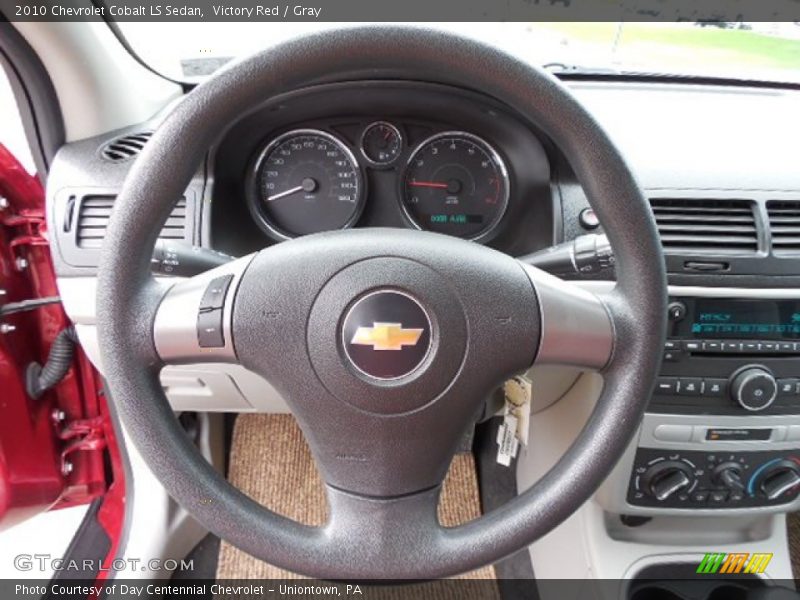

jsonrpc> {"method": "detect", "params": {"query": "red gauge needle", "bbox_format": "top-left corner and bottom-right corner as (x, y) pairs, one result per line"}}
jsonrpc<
(409, 180), (448, 189)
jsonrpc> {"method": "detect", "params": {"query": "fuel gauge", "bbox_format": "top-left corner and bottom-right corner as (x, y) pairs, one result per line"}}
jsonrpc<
(360, 121), (402, 167)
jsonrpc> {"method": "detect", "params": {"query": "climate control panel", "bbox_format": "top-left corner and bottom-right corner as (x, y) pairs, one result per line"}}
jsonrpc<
(628, 448), (800, 509)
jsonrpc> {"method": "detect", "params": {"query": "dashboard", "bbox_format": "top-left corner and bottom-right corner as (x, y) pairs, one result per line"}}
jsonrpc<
(46, 76), (800, 518)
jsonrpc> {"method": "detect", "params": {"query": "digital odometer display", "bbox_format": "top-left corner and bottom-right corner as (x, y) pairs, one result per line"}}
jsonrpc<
(692, 299), (800, 339)
(401, 132), (509, 240)
(251, 129), (363, 240)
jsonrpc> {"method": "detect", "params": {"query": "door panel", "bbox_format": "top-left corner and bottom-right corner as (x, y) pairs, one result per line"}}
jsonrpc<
(0, 144), (106, 530)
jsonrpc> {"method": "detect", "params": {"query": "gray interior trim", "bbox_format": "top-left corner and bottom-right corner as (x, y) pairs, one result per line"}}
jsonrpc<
(522, 265), (614, 371)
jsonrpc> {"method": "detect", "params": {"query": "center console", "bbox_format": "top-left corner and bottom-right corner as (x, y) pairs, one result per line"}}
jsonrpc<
(623, 293), (800, 512)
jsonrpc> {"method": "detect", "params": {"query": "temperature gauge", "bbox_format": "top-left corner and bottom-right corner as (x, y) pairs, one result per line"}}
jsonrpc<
(360, 121), (403, 167)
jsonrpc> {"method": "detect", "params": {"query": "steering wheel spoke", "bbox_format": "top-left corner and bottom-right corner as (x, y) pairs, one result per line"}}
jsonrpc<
(152, 254), (255, 364)
(322, 485), (444, 570)
(521, 263), (615, 371)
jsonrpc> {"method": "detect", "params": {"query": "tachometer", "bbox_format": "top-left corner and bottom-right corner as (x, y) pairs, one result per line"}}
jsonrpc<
(401, 132), (509, 241)
(249, 129), (364, 240)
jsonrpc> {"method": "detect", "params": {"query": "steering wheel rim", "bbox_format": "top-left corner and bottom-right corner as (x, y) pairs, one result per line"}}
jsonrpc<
(96, 26), (666, 579)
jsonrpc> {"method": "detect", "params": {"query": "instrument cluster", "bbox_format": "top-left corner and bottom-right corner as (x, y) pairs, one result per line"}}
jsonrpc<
(246, 122), (511, 243)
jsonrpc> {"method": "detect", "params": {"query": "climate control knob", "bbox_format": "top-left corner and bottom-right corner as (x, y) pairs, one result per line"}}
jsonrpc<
(753, 460), (800, 501)
(730, 367), (777, 412)
(642, 461), (694, 501)
(712, 462), (745, 492)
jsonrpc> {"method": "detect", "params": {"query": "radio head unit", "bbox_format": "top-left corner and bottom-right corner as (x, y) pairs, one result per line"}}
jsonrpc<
(653, 297), (800, 416)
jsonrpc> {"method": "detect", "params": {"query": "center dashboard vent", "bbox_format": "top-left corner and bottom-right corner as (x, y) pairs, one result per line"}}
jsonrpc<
(649, 198), (759, 255)
(100, 131), (153, 162)
(767, 200), (800, 255)
(76, 195), (187, 249)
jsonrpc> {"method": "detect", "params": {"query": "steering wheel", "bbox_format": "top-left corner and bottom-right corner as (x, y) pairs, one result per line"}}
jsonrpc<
(96, 27), (666, 579)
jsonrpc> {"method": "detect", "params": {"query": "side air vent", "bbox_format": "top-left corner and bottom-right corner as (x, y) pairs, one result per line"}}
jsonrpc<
(767, 200), (800, 255)
(76, 195), (187, 249)
(100, 131), (153, 162)
(650, 198), (758, 255)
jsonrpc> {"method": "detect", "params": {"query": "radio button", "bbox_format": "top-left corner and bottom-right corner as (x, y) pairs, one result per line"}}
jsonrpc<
(777, 378), (800, 398)
(664, 341), (679, 350)
(762, 342), (778, 352)
(722, 341), (742, 353)
(704, 379), (726, 397)
(743, 342), (761, 353)
(668, 301), (687, 321)
(655, 377), (679, 395)
(683, 341), (702, 352)
(677, 378), (703, 396)
(663, 349), (680, 362)
(703, 341), (722, 352)
(778, 342), (795, 353)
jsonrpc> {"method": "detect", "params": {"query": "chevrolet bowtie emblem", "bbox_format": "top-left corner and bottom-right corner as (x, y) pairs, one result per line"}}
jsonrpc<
(351, 322), (424, 351)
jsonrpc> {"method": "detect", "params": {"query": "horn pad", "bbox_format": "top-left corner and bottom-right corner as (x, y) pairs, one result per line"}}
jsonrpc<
(307, 257), (467, 415)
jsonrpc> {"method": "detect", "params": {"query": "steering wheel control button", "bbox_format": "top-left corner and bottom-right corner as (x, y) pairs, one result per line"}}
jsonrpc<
(342, 291), (431, 380)
(199, 275), (233, 311)
(197, 309), (225, 348)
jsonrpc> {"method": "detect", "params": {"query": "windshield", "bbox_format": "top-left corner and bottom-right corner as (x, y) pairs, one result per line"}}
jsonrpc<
(118, 22), (800, 85)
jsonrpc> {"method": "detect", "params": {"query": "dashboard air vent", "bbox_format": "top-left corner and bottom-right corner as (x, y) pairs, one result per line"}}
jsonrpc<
(100, 131), (153, 162)
(649, 198), (758, 255)
(767, 200), (800, 255)
(76, 195), (186, 249)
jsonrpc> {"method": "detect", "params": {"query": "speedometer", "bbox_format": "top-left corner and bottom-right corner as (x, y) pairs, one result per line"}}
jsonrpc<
(249, 129), (364, 240)
(401, 132), (509, 241)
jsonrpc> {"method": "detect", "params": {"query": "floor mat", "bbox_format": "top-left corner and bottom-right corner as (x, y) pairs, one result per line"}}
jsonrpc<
(788, 512), (800, 579)
(217, 414), (500, 597)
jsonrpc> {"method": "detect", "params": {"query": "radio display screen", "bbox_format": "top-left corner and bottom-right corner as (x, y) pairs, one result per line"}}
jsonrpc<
(692, 299), (800, 339)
